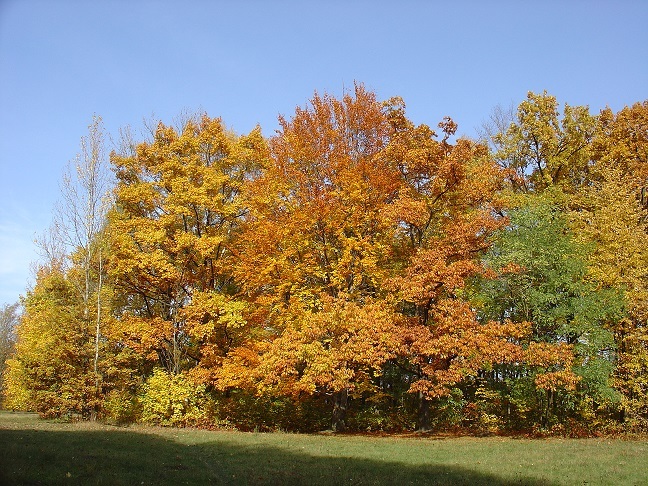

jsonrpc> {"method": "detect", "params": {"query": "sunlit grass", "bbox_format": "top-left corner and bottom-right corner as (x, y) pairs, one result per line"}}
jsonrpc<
(1, 411), (646, 485)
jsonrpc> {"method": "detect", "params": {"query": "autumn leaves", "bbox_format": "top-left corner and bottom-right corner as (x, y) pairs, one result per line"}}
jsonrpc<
(106, 86), (575, 428)
(5, 86), (648, 432)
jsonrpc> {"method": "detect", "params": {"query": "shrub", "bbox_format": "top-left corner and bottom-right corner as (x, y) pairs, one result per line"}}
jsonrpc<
(140, 369), (209, 426)
(102, 389), (140, 424)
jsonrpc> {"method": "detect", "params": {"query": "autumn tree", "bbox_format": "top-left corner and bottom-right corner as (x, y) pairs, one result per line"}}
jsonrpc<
(223, 87), (571, 432)
(109, 115), (263, 383)
(0, 302), (20, 404)
(5, 117), (114, 418)
(572, 102), (648, 426)
(378, 102), (574, 430)
(222, 85), (404, 431)
(591, 101), (648, 186)
(492, 91), (596, 193)
(56, 115), (112, 416)
(4, 266), (97, 417)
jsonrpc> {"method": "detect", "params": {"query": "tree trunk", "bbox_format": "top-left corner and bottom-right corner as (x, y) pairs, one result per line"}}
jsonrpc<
(332, 389), (348, 432)
(92, 246), (103, 420)
(417, 391), (431, 431)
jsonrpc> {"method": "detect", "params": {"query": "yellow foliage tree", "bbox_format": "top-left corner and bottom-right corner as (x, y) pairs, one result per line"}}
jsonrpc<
(109, 115), (263, 377)
(572, 102), (648, 425)
(4, 267), (96, 418)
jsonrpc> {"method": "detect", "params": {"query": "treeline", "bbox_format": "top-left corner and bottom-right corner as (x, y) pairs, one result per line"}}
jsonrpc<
(3, 85), (648, 434)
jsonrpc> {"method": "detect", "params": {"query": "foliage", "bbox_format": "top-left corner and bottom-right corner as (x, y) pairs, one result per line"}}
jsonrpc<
(492, 91), (596, 192)
(224, 86), (405, 431)
(139, 368), (210, 426)
(0, 302), (20, 404)
(572, 150), (648, 426)
(109, 115), (261, 376)
(101, 388), (140, 424)
(3, 267), (96, 418)
(475, 189), (623, 425)
(7, 87), (648, 434)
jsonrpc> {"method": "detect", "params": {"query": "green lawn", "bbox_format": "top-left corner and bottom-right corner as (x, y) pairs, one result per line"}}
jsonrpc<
(0, 411), (645, 485)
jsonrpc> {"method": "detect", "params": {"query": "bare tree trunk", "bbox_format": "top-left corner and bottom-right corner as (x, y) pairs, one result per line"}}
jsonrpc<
(332, 388), (348, 432)
(52, 115), (111, 420)
(93, 246), (103, 413)
(417, 392), (431, 432)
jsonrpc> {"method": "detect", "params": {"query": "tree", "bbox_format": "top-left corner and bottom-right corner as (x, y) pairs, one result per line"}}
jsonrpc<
(492, 91), (596, 193)
(54, 115), (111, 416)
(4, 267), (96, 417)
(0, 302), (20, 403)
(591, 101), (648, 187)
(6, 117), (113, 418)
(573, 130), (648, 426)
(109, 115), (263, 380)
(381, 104), (571, 430)
(224, 85), (403, 431)
(225, 87), (563, 431)
(477, 190), (621, 426)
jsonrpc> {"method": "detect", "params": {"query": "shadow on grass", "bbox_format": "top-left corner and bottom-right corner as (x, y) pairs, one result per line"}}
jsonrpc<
(0, 427), (553, 486)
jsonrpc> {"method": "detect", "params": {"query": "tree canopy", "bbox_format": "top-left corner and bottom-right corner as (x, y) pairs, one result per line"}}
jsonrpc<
(4, 86), (648, 434)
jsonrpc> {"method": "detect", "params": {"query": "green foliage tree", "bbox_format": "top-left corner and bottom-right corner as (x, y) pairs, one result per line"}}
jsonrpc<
(476, 190), (623, 427)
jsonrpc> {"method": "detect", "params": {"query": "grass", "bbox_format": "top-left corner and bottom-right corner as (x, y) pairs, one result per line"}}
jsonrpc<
(0, 411), (646, 485)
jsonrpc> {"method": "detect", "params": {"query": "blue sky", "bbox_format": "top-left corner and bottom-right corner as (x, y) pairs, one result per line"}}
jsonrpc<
(0, 0), (647, 306)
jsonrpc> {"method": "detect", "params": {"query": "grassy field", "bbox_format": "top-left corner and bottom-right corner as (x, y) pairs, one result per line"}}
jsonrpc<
(0, 411), (646, 485)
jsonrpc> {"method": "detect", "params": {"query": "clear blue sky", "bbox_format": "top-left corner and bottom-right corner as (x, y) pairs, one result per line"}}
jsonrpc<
(0, 0), (646, 306)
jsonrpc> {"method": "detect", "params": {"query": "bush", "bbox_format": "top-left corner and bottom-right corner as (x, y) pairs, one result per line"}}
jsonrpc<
(102, 389), (140, 424)
(140, 369), (209, 426)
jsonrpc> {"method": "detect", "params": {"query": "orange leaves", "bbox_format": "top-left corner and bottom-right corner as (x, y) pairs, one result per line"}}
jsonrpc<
(534, 371), (580, 392)
(237, 85), (400, 309)
(232, 85), (556, 407)
(104, 87), (591, 425)
(248, 297), (401, 396)
(403, 299), (536, 399)
(524, 342), (575, 368)
(592, 101), (648, 185)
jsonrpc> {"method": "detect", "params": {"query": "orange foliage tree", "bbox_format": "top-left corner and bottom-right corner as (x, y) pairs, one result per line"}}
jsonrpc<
(216, 86), (573, 431)
(221, 86), (403, 430)
(382, 103), (577, 429)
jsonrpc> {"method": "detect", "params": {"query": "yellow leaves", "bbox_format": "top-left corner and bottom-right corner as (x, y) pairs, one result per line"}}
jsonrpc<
(494, 91), (597, 192)
(534, 371), (580, 392)
(182, 291), (247, 341)
(525, 341), (575, 368)
(571, 164), (648, 294)
(108, 114), (263, 375)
